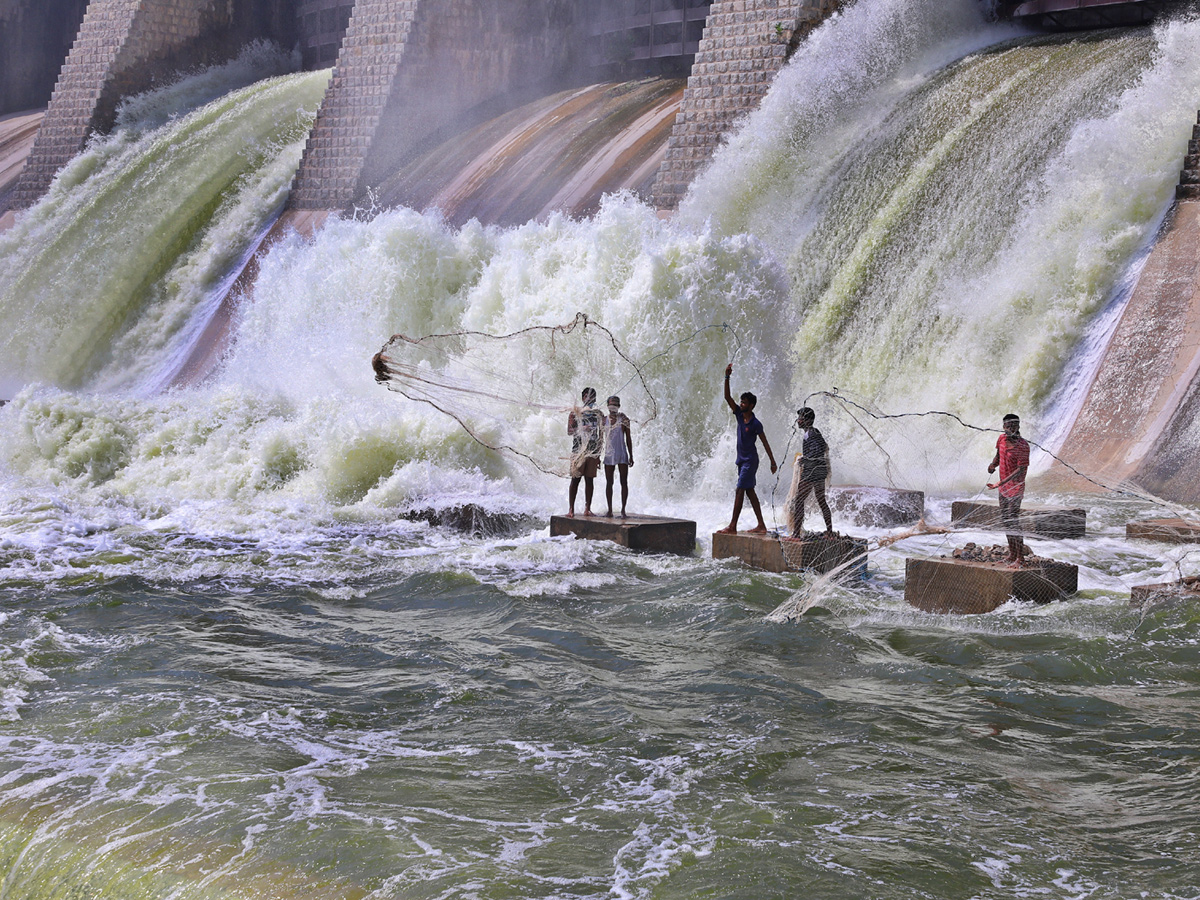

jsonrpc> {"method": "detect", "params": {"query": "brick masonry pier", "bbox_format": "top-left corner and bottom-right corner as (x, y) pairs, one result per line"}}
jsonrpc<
(905, 556), (1078, 614)
(550, 515), (697, 556)
(8, 0), (287, 211)
(951, 500), (1086, 539)
(289, 0), (585, 211)
(650, 0), (841, 210)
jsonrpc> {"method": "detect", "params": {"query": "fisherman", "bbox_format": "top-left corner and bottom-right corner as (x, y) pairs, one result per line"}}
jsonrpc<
(602, 395), (633, 518)
(716, 363), (777, 535)
(986, 413), (1031, 567)
(787, 407), (834, 537)
(567, 387), (601, 517)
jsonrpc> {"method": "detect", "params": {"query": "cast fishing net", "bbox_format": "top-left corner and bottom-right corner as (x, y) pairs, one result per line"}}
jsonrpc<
(757, 387), (1200, 617)
(372, 313), (657, 478)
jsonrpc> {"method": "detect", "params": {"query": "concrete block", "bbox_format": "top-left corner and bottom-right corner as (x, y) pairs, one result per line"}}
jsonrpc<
(828, 485), (924, 528)
(905, 556), (1078, 614)
(1130, 575), (1200, 608)
(551, 514), (696, 556)
(1126, 518), (1200, 544)
(712, 531), (866, 576)
(712, 530), (786, 572)
(951, 500), (1086, 538)
(781, 533), (868, 576)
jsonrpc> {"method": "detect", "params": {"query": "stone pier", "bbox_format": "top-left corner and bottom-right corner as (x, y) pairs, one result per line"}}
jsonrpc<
(712, 531), (866, 576)
(905, 556), (1078, 614)
(951, 500), (1086, 539)
(650, 0), (842, 210)
(551, 515), (696, 556)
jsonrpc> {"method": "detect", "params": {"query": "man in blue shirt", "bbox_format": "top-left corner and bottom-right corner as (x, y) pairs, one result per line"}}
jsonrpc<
(716, 363), (777, 534)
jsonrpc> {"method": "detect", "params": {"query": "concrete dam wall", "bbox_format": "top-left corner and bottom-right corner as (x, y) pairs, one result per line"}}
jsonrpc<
(2, 0), (842, 214)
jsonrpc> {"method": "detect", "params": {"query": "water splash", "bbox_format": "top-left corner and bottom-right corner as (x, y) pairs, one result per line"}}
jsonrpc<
(0, 47), (328, 395)
(684, 0), (1200, 486)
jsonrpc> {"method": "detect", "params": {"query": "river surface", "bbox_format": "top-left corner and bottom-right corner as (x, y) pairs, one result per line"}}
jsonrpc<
(2, 489), (1199, 899)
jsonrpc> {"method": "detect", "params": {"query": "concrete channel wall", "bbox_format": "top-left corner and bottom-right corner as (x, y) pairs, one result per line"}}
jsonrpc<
(289, 0), (586, 210)
(0, 0), (91, 116)
(1055, 120), (1200, 504)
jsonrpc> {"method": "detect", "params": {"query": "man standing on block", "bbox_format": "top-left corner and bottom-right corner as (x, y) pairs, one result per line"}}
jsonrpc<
(567, 387), (601, 517)
(716, 363), (777, 535)
(787, 407), (834, 537)
(987, 413), (1031, 567)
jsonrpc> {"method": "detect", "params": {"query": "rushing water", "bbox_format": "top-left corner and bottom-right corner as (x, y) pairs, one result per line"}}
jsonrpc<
(3, 1), (1200, 897)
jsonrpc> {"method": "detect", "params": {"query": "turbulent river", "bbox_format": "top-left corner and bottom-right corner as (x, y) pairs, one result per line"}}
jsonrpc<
(2, 1), (1200, 898)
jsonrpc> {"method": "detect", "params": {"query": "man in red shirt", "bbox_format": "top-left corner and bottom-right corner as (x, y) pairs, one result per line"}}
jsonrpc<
(987, 413), (1031, 567)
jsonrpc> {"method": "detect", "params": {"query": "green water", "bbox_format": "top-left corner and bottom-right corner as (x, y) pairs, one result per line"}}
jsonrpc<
(1, 502), (1198, 898)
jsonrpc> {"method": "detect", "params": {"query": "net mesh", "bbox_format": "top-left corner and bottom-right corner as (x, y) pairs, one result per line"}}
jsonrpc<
(756, 388), (1200, 617)
(372, 313), (657, 478)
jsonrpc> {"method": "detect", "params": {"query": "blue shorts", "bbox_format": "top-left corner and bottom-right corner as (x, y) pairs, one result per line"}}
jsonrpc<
(736, 458), (759, 490)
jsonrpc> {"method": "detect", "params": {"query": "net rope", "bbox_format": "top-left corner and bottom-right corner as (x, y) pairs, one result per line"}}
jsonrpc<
(372, 313), (661, 478)
(758, 388), (1200, 619)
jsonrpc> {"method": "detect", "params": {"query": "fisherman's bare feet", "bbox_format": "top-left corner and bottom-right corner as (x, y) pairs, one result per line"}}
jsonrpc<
(747, 524), (768, 534)
(584, 509), (596, 517)
(716, 526), (737, 534)
(620, 510), (627, 519)
(567, 510), (575, 518)
(605, 509), (614, 518)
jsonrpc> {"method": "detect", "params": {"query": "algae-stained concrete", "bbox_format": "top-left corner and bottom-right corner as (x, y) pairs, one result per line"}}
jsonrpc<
(551, 515), (696, 556)
(1058, 198), (1200, 502)
(950, 500), (1086, 538)
(827, 486), (924, 528)
(713, 531), (866, 576)
(905, 556), (1078, 614)
(1126, 517), (1200, 543)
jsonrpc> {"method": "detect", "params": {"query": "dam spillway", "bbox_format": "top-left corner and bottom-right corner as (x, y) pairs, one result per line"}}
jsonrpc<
(3, 1), (1200, 898)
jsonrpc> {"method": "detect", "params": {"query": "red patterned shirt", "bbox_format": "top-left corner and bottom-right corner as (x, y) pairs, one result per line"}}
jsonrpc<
(995, 434), (1030, 499)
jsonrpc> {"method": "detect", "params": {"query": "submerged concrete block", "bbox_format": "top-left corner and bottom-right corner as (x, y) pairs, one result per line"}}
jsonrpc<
(951, 500), (1086, 538)
(405, 504), (535, 538)
(551, 514), (696, 556)
(905, 556), (1078, 614)
(828, 485), (924, 527)
(1126, 518), (1200, 544)
(712, 531), (866, 576)
(1130, 575), (1200, 607)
